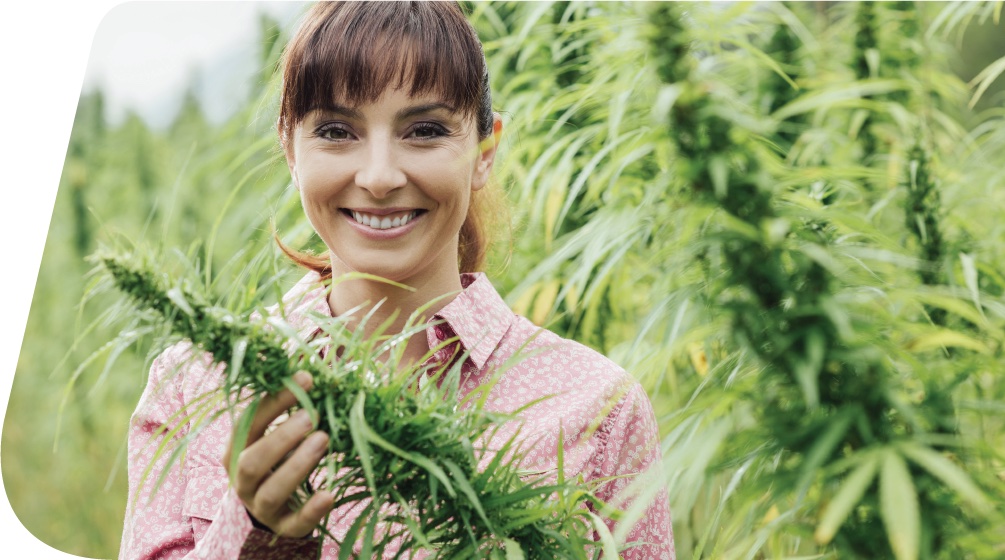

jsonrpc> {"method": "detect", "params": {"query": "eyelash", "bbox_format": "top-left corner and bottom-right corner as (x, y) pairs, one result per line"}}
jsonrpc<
(314, 122), (353, 141)
(409, 122), (449, 139)
(312, 122), (451, 142)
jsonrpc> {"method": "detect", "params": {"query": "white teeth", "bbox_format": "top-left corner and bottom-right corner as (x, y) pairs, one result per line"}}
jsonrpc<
(351, 211), (417, 230)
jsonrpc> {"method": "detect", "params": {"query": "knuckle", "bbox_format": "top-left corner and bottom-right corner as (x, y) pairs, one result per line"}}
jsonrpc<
(255, 492), (284, 515)
(236, 489), (256, 509)
(279, 515), (309, 539)
(274, 520), (299, 538)
(274, 525), (294, 538)
(299, 501), (322, 525)
(235, 451), (260, 482)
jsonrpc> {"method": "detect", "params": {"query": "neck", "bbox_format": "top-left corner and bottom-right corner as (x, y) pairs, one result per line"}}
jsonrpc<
(327, 265), (465, 367)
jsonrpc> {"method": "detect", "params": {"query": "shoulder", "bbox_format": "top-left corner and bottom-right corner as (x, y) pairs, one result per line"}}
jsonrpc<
(460, 273), (637, 399)
(485, 314), (662, 479)
(507, 314), (635, 389)
(485, 312), (646, 427)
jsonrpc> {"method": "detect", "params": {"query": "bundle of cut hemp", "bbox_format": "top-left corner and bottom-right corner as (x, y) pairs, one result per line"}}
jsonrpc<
(101, 254), (615, 559)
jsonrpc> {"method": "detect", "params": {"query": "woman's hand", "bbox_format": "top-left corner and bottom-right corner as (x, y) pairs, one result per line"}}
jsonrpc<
(223, 371), (335, 538)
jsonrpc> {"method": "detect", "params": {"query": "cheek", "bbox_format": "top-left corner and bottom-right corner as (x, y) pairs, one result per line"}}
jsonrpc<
(297, 161), (347, 204)
(297, 175), (341, 233)
(298, 193), (325, 235)
(299, 186), (332, 225)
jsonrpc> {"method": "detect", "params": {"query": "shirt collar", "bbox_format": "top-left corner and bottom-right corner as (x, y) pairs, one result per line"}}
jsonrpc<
(427, 272), (515, 370)
(283, 271), (514, 370)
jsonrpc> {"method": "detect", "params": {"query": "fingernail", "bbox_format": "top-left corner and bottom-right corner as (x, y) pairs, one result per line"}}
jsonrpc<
(314, 490), (336, 508)
(293, 371), (313, 389)
(311, 432), (328, 452)
(293, 409), (311, 427)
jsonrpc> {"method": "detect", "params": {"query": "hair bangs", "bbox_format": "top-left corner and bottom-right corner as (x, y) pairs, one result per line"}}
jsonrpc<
(281, 2), (486, 141)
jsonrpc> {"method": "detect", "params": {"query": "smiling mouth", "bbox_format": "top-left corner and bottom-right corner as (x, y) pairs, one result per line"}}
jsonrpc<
(343, 209), (425, 230)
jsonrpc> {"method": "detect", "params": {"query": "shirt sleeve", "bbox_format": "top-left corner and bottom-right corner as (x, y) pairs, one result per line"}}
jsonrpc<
(593, 383), (675, 560)
(118, 344), (321, 560)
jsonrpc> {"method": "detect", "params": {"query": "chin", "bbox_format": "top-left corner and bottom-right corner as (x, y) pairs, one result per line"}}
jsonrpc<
(338, 257), (417, 286)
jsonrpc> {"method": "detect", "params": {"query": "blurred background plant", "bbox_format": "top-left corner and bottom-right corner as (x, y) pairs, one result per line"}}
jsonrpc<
(5, 1), (1005, 558)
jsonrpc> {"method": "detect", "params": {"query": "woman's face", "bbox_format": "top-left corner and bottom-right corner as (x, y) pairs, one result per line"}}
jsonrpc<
(286, 88), (497, 289)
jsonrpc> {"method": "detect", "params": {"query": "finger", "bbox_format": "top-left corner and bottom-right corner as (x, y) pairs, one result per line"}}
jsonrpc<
(252, 430), (329, 521)
(275, 489), (337, 539)
(233, 410), (318, 504)
(246, 372), (315, 443)
(224, 372), (313, 468)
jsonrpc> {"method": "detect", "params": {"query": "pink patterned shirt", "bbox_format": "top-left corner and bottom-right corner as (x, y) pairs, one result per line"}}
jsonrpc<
(119, 272), (675, 559)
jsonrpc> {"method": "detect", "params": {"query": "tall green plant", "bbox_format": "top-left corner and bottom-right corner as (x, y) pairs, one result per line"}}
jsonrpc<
(24, 2), (1005, 557)
(645, 3), (1000, 559)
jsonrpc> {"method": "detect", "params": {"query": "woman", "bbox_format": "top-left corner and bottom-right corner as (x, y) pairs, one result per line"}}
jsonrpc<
(119, 2), (674, 559)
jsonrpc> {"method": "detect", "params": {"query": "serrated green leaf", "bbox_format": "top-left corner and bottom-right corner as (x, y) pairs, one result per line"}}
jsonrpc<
(898, 442), (992, 514)
(794, 327), (826, 408)
(587, 511), (620, 560)
(815, 454), (879, 544)
(228, 337), (247, 386)
(796, 408), (855, 497)
(441, 458), (492, 532)
(967, 54), (1005, 109)
(772, 79), (905, 120)
(709, 155), (730, 199)
(880, 450), (920, 560)
(906, 329), (990, 354)
(338, 502), (374, 560)
(906, 291), (990, 329)
(359, 510), (378, 559)
(165, 287), (195, 316)
(348, 391), (377, 493)
(959, 253), (986, 321)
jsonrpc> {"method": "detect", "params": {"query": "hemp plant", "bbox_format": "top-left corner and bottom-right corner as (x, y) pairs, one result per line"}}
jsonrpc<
(853, 1), (881, 159)
(645, 3), (999, 559)
(903, 143), (947, 317)
(97, 251), (615, 560)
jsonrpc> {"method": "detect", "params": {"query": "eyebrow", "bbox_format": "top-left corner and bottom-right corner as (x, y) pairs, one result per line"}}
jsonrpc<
(395, 102), (457, 120)
(311, 103), (363, 120)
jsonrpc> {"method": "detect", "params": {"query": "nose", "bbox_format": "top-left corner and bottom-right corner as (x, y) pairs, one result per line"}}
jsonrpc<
(355, 137), (407, 198)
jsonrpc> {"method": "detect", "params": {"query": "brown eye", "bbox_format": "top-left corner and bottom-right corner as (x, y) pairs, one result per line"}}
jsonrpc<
(410, 123), (448, 139)
(316, 123), (352, 141)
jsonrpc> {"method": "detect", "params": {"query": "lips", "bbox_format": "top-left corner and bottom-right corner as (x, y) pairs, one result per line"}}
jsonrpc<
(343, 208), (425, 230)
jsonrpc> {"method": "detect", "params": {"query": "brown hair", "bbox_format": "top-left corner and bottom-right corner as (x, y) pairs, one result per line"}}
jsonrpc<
(276, 1), (497, 278)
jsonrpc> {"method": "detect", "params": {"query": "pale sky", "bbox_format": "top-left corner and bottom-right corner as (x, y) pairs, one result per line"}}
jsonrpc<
(84, 1), (306, 127)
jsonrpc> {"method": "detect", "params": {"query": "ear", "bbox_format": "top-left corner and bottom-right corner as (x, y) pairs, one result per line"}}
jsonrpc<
(471, 113), (502, 192)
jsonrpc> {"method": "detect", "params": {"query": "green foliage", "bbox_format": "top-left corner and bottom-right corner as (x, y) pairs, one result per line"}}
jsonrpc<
(6, 2), (1005, 558)
(96, 252), (604, 558)
(473, 1), (1005, 559)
